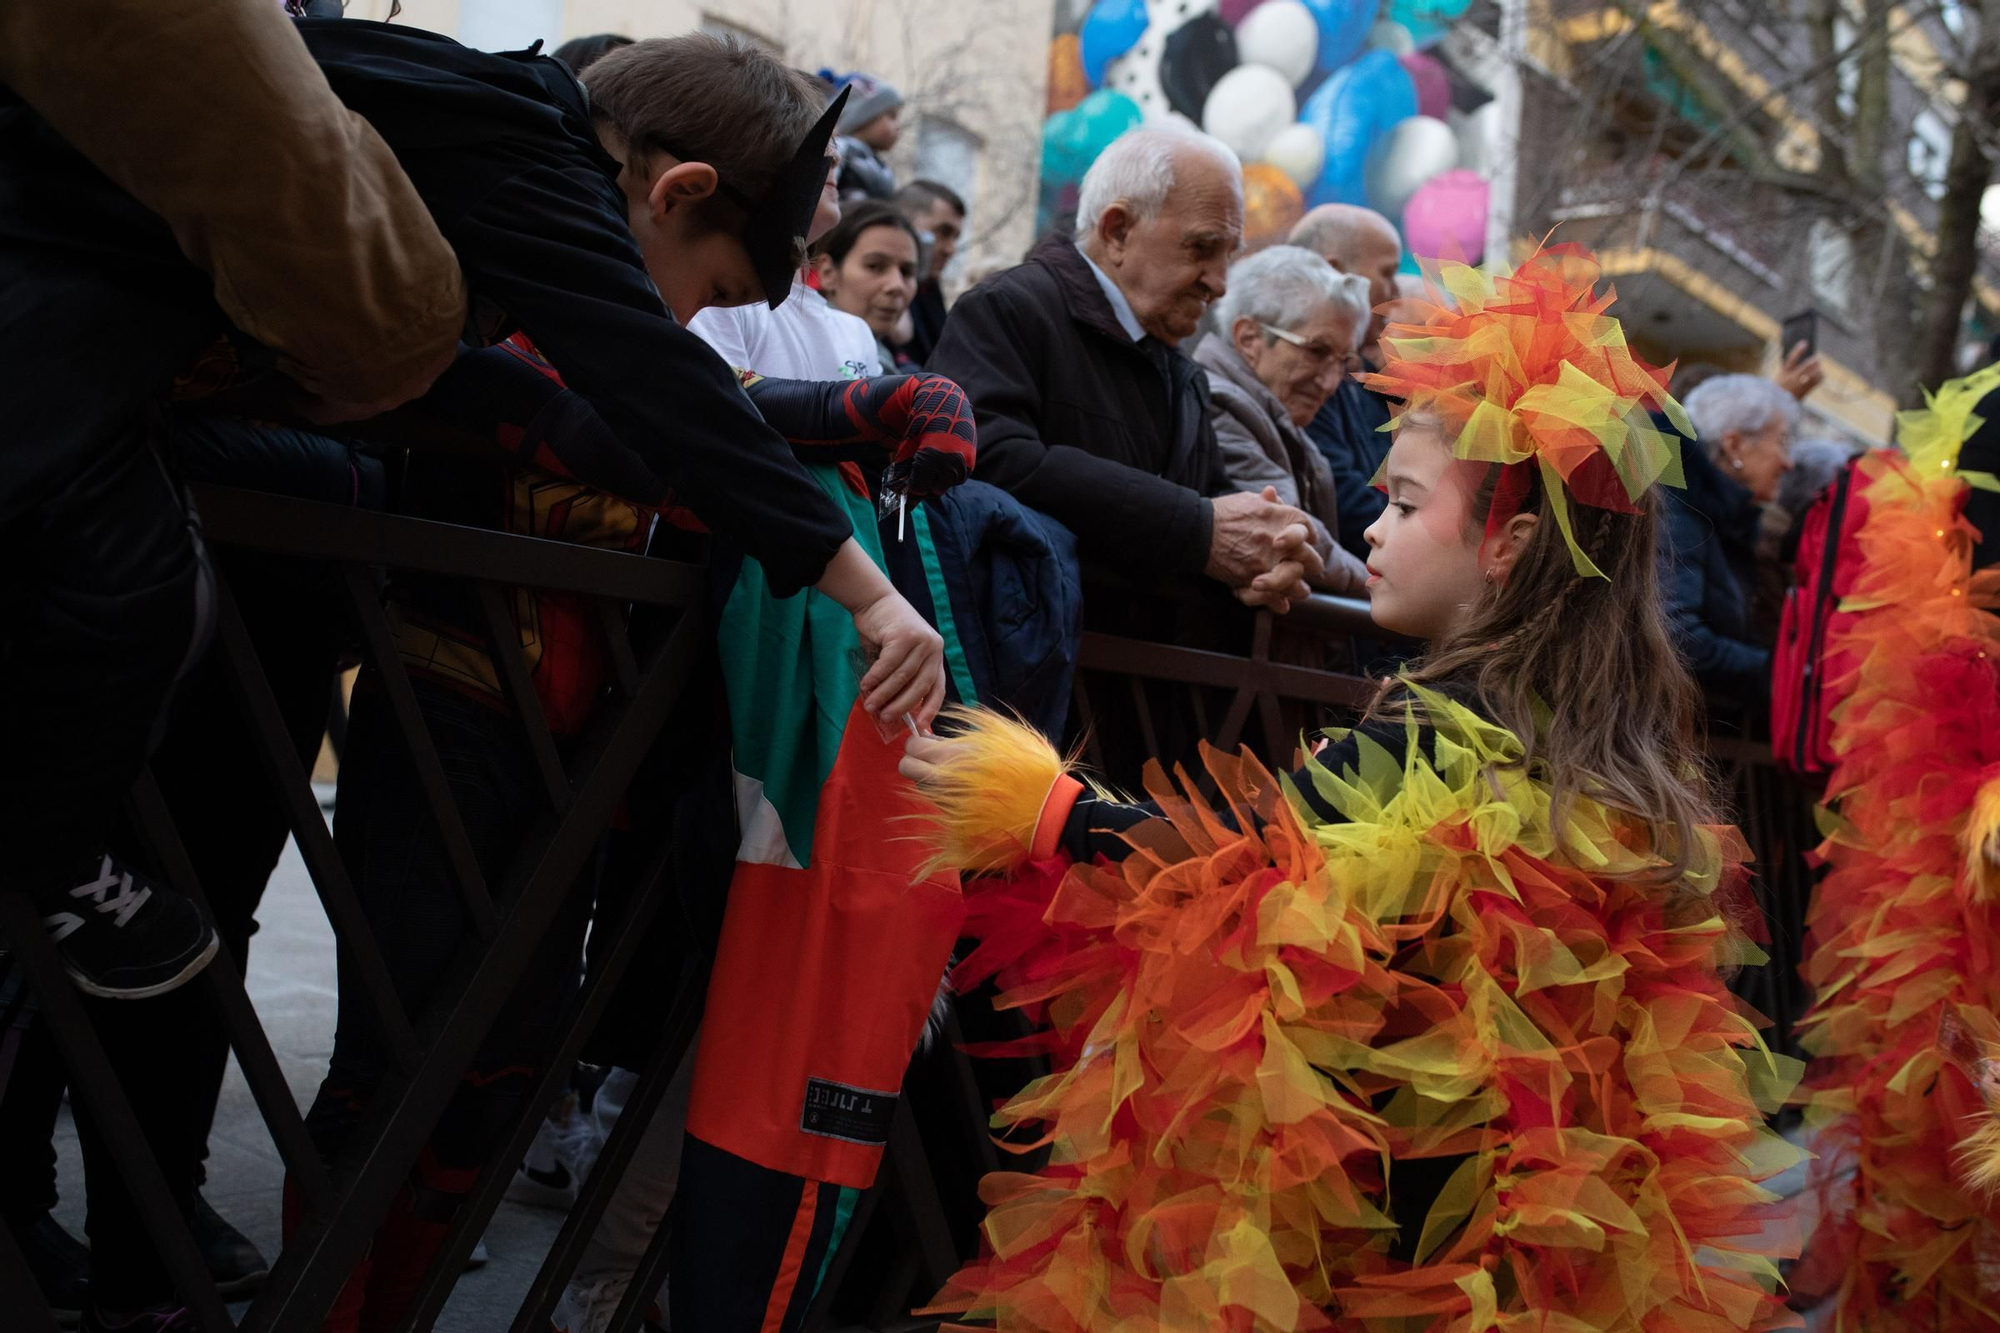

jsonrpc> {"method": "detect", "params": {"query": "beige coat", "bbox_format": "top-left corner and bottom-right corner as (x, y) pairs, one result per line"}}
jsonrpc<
(0, 0), (465, 410)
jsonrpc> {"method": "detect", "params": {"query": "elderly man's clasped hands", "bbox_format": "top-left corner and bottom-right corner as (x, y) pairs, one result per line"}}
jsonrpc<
(1208, 486), (1324, 614)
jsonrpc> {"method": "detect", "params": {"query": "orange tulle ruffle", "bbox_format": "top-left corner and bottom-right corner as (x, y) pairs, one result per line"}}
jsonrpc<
(1361, 242), (1692, 578)
(1795, 364), (2000, 1327)
(931, 689), (1801, 1331)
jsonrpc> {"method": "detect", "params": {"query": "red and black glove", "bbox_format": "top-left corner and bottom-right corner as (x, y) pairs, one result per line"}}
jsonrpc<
(741, 372), (977, 504)
(877, 373), (977, 502)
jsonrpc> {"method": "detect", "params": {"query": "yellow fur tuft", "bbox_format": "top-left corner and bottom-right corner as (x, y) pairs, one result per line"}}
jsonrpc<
(1964, 1116), (2000, 1197)
(1965, 776), (2000, 900)
(912, 706), (1073, 876)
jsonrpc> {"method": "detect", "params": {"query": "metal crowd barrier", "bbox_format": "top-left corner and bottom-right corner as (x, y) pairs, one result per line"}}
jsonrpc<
(0, 499), (1821, 1331)
(0, 484), (708, 1333)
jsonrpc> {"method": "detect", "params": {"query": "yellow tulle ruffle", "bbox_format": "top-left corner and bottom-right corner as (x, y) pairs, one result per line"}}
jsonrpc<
(929, 688), (1801, 1331)
(1361, 242), (1692, 579)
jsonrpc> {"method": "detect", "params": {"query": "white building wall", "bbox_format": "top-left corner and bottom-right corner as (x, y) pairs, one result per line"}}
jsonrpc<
(351, 0), (1054, 280)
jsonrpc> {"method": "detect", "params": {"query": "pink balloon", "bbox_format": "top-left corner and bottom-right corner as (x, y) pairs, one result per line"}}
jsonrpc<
(1402, 169), (1488, 264)
(1399, 52), (1451, 121)
(1220, 0), (1268, 25)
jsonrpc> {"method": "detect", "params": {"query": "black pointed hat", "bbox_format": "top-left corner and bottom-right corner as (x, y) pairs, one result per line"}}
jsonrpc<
(645, 87), (846, 308)
(733, 86), (847, 308)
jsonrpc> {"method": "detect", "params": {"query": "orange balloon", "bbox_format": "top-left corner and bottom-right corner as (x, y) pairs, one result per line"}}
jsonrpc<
(1241, 163), (1305, 246)
(1047, 35), (1088, 117)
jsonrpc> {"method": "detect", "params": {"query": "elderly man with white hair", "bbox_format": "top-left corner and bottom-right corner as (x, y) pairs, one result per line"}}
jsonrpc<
(1661, 372), (1798, 704)
(1194, 244), (1372, 593)
(929, 125), (1323, 612)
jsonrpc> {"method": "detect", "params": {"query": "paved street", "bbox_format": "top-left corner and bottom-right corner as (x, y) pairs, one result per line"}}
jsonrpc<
(48, 824), (564, 1330)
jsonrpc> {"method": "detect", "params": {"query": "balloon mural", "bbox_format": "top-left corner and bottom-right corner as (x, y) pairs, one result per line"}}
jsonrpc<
(1044, 0), (1492, 258)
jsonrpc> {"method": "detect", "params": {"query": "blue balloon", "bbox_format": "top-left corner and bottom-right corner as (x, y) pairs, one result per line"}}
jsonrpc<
(1297, 49), (1416, 207)
(1042, 89), (1144, 187)
(1079, 0), (1148, 87)
(1388, 0), (1472, 47)
(1303, 0), (1381, 74)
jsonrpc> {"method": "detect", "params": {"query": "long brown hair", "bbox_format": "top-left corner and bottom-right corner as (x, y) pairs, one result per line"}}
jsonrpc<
(1372, 449), (1719, 882)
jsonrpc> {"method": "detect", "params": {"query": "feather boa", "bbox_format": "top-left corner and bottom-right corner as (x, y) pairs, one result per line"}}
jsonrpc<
(919, 694), (1800, 1331)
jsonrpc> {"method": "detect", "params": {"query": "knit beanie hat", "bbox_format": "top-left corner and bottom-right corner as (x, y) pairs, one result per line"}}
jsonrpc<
(825, 70), (903, 134)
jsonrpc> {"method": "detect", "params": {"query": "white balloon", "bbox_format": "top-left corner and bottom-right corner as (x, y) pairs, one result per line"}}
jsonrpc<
(1368, 19), (1415, 54)
(1364, 115), (1459, 218)
(1450, 101), (1504, 177)
(1261, 122), (1326, 189)
(1201, 64), (1298, 160)
(1104, 39), (1174, 123)
(1234, 1), (1319, 87)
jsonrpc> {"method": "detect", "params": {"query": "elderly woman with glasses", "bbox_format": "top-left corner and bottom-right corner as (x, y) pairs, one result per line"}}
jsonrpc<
(1194, 245), (1373, 594)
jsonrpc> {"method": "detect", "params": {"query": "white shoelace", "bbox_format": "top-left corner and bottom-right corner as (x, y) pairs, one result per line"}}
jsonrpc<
(69, 854), (153, 928)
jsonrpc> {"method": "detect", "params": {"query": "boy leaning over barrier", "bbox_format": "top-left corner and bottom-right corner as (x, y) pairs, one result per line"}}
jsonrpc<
(274, 26), (956, 1333)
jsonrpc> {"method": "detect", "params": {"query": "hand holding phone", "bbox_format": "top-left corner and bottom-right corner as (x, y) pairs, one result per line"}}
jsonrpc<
(1777, 310), (1823, 401)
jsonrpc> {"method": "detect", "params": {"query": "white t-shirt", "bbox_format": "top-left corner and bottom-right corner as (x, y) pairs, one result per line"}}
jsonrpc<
(688, 280), (882, 381)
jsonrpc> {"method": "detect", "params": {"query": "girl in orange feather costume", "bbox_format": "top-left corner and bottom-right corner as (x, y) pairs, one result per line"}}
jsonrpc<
(895, 243), (1804, 1332)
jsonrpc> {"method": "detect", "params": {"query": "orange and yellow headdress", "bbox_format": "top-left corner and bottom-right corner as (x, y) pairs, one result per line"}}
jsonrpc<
(1361, 241), (1693, 578)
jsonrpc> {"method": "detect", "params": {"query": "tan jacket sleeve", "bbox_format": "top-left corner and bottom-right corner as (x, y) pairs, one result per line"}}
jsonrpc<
(0, 0), (466, 408)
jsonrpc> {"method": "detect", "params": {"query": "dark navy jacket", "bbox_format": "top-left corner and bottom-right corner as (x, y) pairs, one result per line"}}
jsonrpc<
(883, 481), (1082, 738)
(1660, 438), (1769, 706)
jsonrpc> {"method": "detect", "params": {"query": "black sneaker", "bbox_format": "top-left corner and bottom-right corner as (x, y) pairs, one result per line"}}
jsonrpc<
(183, 1192), (267, 1299)
(40, 854), (217, 999)
(11, 1211), (88, 1327)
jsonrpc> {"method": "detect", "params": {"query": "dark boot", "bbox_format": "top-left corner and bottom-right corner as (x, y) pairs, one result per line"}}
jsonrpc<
(182, 1192), (267, 1299)
(12, 1211), (89, 1327)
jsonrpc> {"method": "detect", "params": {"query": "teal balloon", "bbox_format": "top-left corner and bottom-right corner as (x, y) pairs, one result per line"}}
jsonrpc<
(1302, 0), (1380, 74)
(1387, 0), (1471, 46)
(1080, 0), (1148, 86)
(1042, 89), (1144, 187)
(1298, 48), (1416, 206)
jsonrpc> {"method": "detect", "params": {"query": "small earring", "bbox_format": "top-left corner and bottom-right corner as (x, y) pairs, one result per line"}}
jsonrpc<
(1484, 567), (1497, 584)
(1731, 457), (1746, 471)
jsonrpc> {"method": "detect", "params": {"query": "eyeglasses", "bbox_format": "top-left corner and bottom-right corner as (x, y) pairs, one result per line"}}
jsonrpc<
(1259, 323), (1347, 367)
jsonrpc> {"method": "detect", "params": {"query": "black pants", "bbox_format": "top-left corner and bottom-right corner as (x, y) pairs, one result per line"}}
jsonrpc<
(0, 96), (222, 895)
(304, 677), (589, 1191)
(0, 542), (345, 1308)
(0, 406), (372, 1308)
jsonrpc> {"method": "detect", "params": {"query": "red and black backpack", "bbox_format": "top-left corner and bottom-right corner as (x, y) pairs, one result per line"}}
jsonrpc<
(1771, 458), (1869, 778)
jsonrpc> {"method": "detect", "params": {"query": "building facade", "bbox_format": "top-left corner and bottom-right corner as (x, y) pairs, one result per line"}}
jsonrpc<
(1498, 0), (2000, 443)
(351, 0), (1056, 283)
